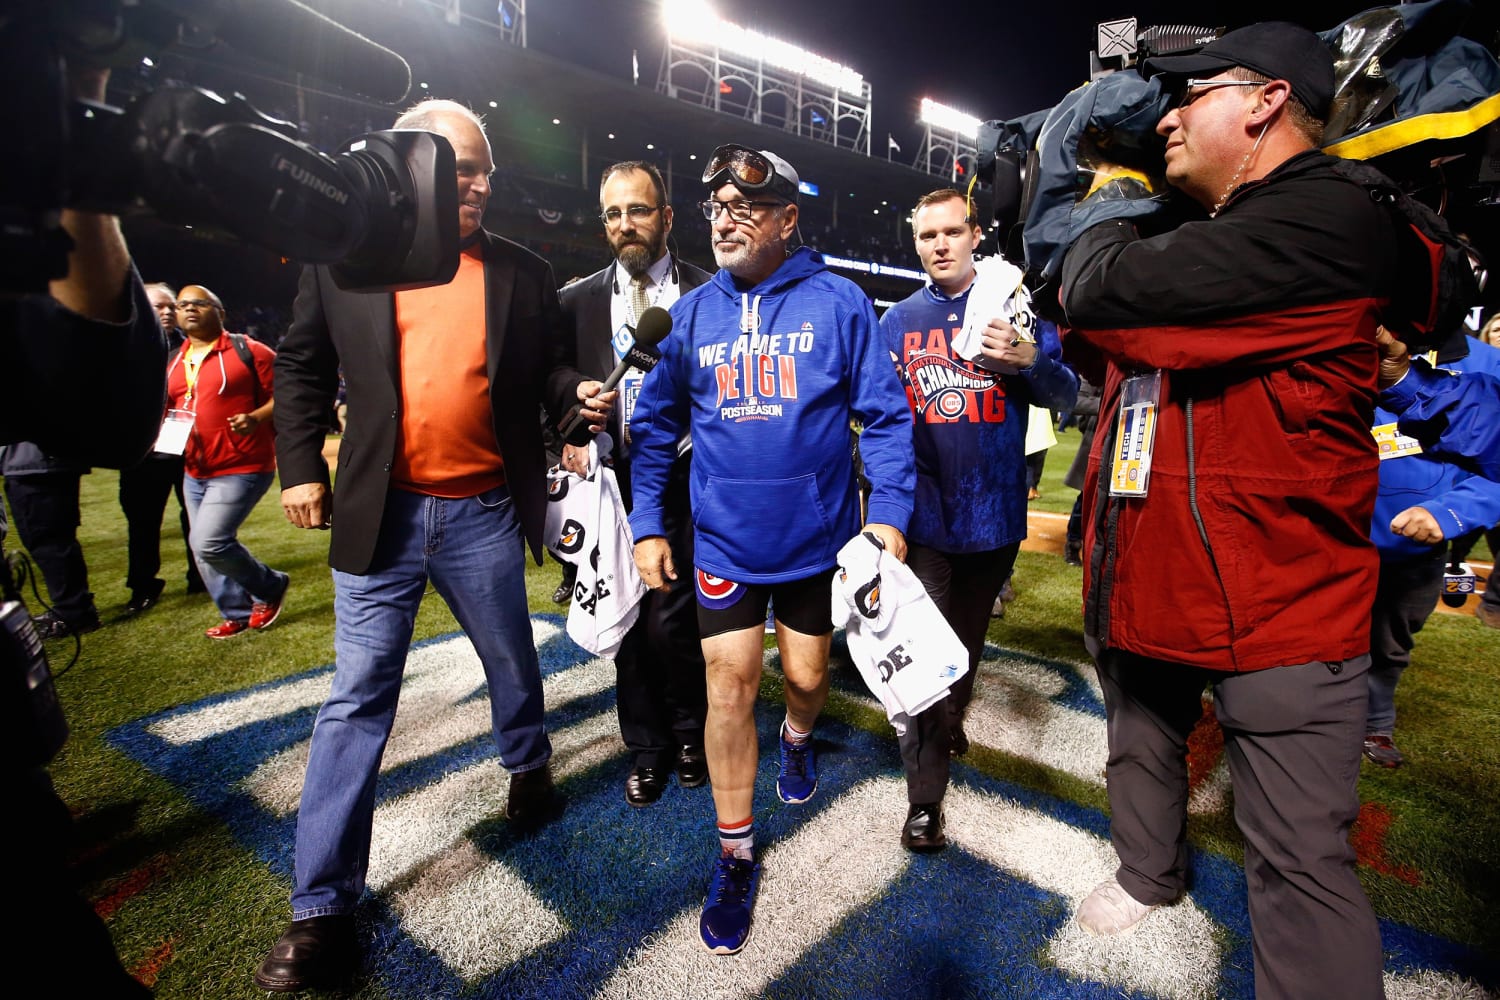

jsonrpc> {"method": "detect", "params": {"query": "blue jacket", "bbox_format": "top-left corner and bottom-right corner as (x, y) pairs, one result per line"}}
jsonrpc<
(1373, 334), (1500, 561)
(880, 283), (1077, 552)
(1383, 357), (1500, 483)
(629, 247), (914, 583)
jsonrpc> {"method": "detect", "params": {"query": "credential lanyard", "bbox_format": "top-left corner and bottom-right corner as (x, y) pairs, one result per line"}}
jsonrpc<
(1109, 370), (1162, 497)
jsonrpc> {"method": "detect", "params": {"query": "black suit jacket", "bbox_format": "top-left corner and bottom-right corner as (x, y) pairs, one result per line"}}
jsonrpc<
(558, 256), (710, 500)
(274, 231), (584, 573)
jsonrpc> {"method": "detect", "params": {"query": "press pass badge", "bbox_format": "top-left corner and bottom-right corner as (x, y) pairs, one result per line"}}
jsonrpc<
(1371, 422), (1423, 460)
(152, 409), (195, 456)
(1109, 371), (1162, 497)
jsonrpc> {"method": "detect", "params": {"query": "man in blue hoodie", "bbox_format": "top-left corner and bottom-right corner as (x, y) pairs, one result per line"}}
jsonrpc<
(1365, 325), (1500, 767)
(629, 144), (915, 955)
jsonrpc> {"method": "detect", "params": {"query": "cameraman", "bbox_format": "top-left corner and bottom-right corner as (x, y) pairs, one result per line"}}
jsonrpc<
(1058, 22), (1420, 998)
(1, 64), (164, 1000)
(1, 63), (167, 466)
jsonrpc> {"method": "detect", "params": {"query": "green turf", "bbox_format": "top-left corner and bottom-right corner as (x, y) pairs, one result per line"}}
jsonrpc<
(6, 436), (1498, 996)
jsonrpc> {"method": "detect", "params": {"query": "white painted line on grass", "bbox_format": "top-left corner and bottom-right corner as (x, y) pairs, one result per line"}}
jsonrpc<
(945, 783), (1222, 1000)
(594, 777), (913, 1000)
(242, 641), (612, 815)
(150, 619), (563, 746)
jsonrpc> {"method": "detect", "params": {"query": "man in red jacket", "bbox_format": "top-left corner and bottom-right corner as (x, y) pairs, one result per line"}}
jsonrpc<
(1060, 23), (1405, 1000)
(165, 284), (288, 638)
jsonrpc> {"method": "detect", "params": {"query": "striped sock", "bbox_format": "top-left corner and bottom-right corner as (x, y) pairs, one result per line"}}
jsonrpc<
(782, 717), (812, 746)
(718, 817), (754, 860)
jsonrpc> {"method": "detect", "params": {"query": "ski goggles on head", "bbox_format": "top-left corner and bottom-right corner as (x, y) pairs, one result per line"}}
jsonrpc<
(701, 144), (799, 203)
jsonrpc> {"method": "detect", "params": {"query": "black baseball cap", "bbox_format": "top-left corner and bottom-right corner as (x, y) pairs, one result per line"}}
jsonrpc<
(1144, 21), (1335, 120)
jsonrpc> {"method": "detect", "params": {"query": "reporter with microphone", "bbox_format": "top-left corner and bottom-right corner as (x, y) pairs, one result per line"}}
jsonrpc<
(558, 161), (711, 809)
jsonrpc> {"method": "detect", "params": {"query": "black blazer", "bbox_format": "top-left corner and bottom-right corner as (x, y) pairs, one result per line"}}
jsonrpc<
(274, 231), (584, 573)
(558, 256), (710, 492)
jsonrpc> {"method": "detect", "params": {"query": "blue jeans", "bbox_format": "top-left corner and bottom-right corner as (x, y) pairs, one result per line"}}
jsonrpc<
(183, 472), (280, 622)
(291, 485), (550, 918)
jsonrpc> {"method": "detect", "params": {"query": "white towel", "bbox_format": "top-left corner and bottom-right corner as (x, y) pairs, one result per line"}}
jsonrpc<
(948, 255), (1036, 371)
(543, 437), (646, 657)
(832, 536), (969, 734)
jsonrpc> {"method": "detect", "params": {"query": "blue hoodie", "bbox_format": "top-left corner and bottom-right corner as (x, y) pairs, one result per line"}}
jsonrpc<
(629, 247), (915, 583)
(1372, 333), (1500, 562)
(881, 283), (1078, 552)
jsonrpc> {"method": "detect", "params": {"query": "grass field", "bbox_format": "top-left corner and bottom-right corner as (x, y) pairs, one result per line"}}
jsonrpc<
(8, 430), (1499, 998)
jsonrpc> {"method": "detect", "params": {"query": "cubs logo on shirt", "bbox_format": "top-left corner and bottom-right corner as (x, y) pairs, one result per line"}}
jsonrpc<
(696, 570), (744, 609)
(905, 354), (997, 418)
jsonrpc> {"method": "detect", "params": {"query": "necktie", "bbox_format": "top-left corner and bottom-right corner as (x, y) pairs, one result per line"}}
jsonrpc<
(630, 275), (650, 328)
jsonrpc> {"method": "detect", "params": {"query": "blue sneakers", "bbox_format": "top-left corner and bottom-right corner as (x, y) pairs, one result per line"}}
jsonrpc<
(776, 726), (818, 804)
(700, 854), (760, 954)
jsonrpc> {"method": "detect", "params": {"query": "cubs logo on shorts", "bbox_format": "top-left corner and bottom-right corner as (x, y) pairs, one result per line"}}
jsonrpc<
(556, 519), (586, 555)
(696, 570), (745, 610)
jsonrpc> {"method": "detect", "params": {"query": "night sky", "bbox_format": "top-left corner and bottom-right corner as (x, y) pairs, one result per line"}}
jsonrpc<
(523, 0), (1409, 154)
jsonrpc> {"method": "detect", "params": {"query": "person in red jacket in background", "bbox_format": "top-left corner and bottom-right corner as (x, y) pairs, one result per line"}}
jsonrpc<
(165, 284), (288, 638)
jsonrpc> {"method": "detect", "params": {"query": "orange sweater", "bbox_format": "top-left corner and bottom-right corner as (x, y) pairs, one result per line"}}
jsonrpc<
(390, 245), (505, 497)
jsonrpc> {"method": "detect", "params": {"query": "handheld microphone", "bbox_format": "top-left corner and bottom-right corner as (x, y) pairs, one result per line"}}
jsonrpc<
(1441, 562), (1477, 608)
(561, 306), (673, 440)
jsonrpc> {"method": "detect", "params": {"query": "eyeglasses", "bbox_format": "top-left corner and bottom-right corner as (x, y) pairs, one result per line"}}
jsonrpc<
(601, 204), (663, 226)
(699, 199), (782, 222)
(176, 299), (217, 310)
(1176, 79), (1265, 110)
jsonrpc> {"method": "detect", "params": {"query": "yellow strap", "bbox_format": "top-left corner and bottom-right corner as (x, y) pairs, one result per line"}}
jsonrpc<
(1085, 165), (1153, 199)
(1325, 91), (1500, 160)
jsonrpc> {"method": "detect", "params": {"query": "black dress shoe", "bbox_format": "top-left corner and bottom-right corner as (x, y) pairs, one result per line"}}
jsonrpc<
(506, 764), (559, 827)
(253, 915), (358, 993)
(676, 744), (709, 788)
(625, 764), (669, 806)
(126, 580), (167, 615)
(552, 564), (578, 605)
(31, 609), (101, 639)
(901, 802), (947, 853)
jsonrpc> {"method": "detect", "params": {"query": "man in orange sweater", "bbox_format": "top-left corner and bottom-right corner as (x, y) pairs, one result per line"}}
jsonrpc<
(259, 99), (608, 993)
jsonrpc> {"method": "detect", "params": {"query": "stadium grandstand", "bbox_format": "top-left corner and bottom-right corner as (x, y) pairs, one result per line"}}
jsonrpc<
(117, 0), (977, 318)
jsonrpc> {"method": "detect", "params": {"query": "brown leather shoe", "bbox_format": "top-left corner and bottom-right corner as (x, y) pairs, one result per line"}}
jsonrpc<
(253, 915), (357, 993)
(625, 764), (669, 806)
(900, 803), (947, 853)
(506, 764), (559, 827)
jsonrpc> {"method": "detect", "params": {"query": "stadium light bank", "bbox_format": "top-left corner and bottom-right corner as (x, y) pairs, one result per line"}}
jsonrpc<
(919, 98), (982, 140)
(660, 0), (865, 94)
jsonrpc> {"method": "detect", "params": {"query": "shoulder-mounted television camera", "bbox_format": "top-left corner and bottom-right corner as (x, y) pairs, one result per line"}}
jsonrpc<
(1, 0), (460, 296)
(976, 0), (1499, 322)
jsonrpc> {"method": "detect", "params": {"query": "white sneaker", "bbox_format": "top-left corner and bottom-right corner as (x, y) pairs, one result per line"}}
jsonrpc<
(1075, 878), (1158, 936)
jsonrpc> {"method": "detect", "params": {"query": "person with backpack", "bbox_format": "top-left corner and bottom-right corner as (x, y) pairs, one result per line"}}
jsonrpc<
(166, 284), (288, 638)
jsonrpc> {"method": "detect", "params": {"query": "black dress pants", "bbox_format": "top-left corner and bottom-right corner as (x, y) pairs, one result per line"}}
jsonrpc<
(118, 453), (202, 595)
(614, 456), (707, 769)
(4, 473), (95, 623)
(898, 542), (1020, 804)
